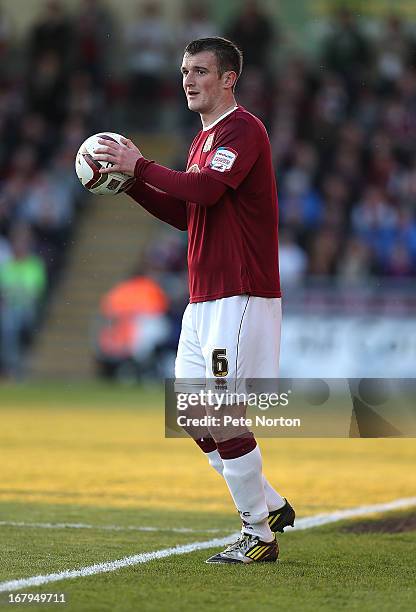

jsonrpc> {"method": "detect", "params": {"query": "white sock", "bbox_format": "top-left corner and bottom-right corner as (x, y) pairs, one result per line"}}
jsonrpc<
(207, 449), (224, 476)
(263, 476), (285, 511)
(221, 445), (273, 542)
(206, 449), (285, 511)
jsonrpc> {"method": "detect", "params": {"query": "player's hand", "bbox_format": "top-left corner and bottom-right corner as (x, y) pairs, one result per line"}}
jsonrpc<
(94, 137), (143, 176)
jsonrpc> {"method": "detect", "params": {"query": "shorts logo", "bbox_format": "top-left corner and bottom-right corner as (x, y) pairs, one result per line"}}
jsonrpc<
(209, 147), (237, 172)
(212, 348), (229, 377)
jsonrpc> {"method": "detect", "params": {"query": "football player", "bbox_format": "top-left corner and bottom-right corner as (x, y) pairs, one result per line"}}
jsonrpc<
(95, 37), (295, 564)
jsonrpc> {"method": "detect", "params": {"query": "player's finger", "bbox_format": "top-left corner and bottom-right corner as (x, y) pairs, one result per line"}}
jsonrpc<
(97, 138), (118, 149)
(121, 137), (135, 149)
(94, 154), (111, 162)
(93, 147), (112, 155)
(99, 165), (119, 174)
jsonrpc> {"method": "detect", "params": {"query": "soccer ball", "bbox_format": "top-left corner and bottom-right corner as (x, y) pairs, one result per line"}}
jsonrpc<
(75, 132), (135, 195)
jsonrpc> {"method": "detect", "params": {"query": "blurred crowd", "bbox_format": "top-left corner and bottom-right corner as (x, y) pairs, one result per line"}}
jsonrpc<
(0, 0), (416, 376)
(274, 9), (416, 288)
(0, 0), (111, 375)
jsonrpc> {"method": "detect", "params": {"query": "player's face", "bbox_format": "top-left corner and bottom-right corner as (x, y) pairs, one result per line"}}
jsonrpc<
(181, 51), (228, 114)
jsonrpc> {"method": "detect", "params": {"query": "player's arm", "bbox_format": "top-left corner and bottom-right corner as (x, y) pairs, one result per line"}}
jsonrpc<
(132, 115), (263, 200)
(133, 117), (263, 202)
(94, 137), (227, 207)
(126, 180), (188, 231)
(94, 137), (188, 229)
(133, 159), (227, 206)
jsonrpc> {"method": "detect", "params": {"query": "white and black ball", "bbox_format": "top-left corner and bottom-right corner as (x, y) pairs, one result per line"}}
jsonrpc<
(75, 132), (135, 195)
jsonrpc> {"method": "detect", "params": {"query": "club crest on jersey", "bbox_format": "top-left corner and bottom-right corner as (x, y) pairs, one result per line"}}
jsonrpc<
(209, 147), (237, 172)
(203, 132), (215, 152)
(187, 163), (200, 173)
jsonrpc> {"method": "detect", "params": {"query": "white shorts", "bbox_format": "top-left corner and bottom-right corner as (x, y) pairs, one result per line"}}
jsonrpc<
(175, 295), (281, 391)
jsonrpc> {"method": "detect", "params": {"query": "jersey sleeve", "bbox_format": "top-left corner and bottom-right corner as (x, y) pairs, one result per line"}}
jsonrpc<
(127, 179), (188, 230)
(134, 160), (228, 207)
(201, 117), (262, 189)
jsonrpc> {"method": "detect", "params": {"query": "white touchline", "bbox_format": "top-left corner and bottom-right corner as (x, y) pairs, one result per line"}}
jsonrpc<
(0, 536), (235, 594)
(0, 496), (415, 593)
(291, 496), (416, 530)
(0, 521), (225, 535)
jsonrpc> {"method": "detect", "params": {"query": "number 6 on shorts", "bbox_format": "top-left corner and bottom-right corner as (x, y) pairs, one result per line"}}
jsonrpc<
(212, 348), (228, 377)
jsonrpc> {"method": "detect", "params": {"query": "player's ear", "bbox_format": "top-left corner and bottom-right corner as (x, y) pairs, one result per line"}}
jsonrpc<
(223, 71), (237, 89)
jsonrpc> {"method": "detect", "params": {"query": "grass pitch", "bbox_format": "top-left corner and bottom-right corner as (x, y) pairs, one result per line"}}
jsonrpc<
(0, 382), (415, 611)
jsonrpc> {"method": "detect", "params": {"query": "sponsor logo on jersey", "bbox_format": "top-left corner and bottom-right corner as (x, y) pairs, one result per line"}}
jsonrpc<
(209, 147), (237, 172)
(202, 132), (215, 152)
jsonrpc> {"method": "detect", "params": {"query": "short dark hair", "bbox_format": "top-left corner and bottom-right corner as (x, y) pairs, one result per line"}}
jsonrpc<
(184, 37), (243, 82)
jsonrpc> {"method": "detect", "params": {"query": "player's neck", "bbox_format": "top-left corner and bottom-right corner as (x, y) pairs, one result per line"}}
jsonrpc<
(200, 100), (238, 130)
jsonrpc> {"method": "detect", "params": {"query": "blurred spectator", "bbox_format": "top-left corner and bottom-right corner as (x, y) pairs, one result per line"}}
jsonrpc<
(65, 71), (105, 127)
(331, 143), (363, 199)
(17, 113), (53, 165)
(384, 242), (414, 277)
(27, 0), (73, 67)
(0, 235), (11, 265)
(390, 157), (416, 207)
(338, 237), (373, 282)
(321, 7), (369, 95)
(176, 3), (217, 58)
(49, 144), (84, 203)
(0, 224), (46, 378)
(8, 145), (38, 183)
(0, 2), (11, 80)
(26, 51), (67, 125)
(270, 58), (309, 158)
(72, 0), (114, 84)
(136, 232), (188, 352)
(18, 170), (74, 278)
(0, 87), (25, 172)
(60, 114), (87, 152)
(319, 174), (349, 230)
(367, 131), (397, 189)
(96, 276), (172, 380)
(225, 0), (276, 69)
(279, 230), (307, 288)
(279, 142), (322, 234)
(381, 69), (416, 155)
(374, 15), (409, 90)
(354, 88), (380, 134)
(237, 67), (272, 128)
(0, 176), (29, 234)
(308, 228), (340, 276)
(311, 73), (348, 148)
(124, 1), (172, 129)
(390, 207), (416, 264)
(139, 232), (188, 309)
(351, 186), (398, 269)
(0, 0), (99, 377)
(19, 169), (73, 232)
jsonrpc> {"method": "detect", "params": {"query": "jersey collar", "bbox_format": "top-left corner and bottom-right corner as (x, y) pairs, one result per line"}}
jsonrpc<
(202, 105), (238, 131)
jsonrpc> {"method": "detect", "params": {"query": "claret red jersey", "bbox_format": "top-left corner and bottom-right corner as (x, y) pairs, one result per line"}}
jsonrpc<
(185, 105), (281, 303)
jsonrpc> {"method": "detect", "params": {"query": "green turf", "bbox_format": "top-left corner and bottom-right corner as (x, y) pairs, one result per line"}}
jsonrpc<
(1, 383), (415, 610)
(0, 381), (162, 409)
(0, 500), (237, 533)
(0, 507), (415, 612)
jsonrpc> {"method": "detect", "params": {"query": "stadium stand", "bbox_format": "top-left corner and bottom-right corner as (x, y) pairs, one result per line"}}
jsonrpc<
(0, 1), (415, 379)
